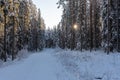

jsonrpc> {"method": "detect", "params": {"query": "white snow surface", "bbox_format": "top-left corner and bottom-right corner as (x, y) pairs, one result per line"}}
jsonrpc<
(0, 48), (120, 80)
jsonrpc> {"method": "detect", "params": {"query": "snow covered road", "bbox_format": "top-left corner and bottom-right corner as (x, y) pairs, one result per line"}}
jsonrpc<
(0, 49), (74, 80)
(0, 49), (120, 80)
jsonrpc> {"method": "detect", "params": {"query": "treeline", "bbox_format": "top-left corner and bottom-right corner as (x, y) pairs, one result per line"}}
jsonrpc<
(46, 0), (120, 54)
(0, 0), (45, 62)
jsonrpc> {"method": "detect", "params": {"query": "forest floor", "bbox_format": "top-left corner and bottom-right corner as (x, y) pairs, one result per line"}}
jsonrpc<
(0, 48), (120, 80)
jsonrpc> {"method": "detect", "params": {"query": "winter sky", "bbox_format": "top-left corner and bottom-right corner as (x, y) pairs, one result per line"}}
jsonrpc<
(33, 0), (62, 29)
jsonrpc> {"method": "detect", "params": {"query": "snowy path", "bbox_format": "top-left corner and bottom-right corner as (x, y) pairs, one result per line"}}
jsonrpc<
(0, 49), (73, 80)
(0, 49), (120, 80)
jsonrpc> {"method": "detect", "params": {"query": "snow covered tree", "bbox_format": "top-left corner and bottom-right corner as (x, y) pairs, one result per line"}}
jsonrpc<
(0, 0), (45, 61)
(27, 3), (45, 51)
(102, 0), (120, 53)
(45, 27), (54, 48)
(0, 0), (7, 61)
(116, 0), (120, 52)
(37, 9), (45, 51)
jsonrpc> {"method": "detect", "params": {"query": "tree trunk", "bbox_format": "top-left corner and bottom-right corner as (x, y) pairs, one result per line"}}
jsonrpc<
(90, 0), (93, 52)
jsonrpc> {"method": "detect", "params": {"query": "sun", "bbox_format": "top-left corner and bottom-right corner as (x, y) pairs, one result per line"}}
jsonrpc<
(73, 24), (78, 30)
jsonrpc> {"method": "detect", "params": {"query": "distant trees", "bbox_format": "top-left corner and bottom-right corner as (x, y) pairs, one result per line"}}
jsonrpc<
(55, 0), (120, 53)
(56, 0), (102, 51)
(0, 0), (45, 62)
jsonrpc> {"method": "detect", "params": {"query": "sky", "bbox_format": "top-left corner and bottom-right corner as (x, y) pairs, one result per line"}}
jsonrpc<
(32, 0), (62, 29)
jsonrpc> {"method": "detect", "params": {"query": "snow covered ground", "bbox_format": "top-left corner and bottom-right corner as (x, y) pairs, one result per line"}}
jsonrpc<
(0, 48), (120, 80)
(54, 49), (120, 80)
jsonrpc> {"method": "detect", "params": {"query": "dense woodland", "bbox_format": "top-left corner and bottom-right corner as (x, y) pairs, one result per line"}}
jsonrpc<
(0, 0), (45, 62)
(0, 0), (120, 62)
(46, 0), (120, 53)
